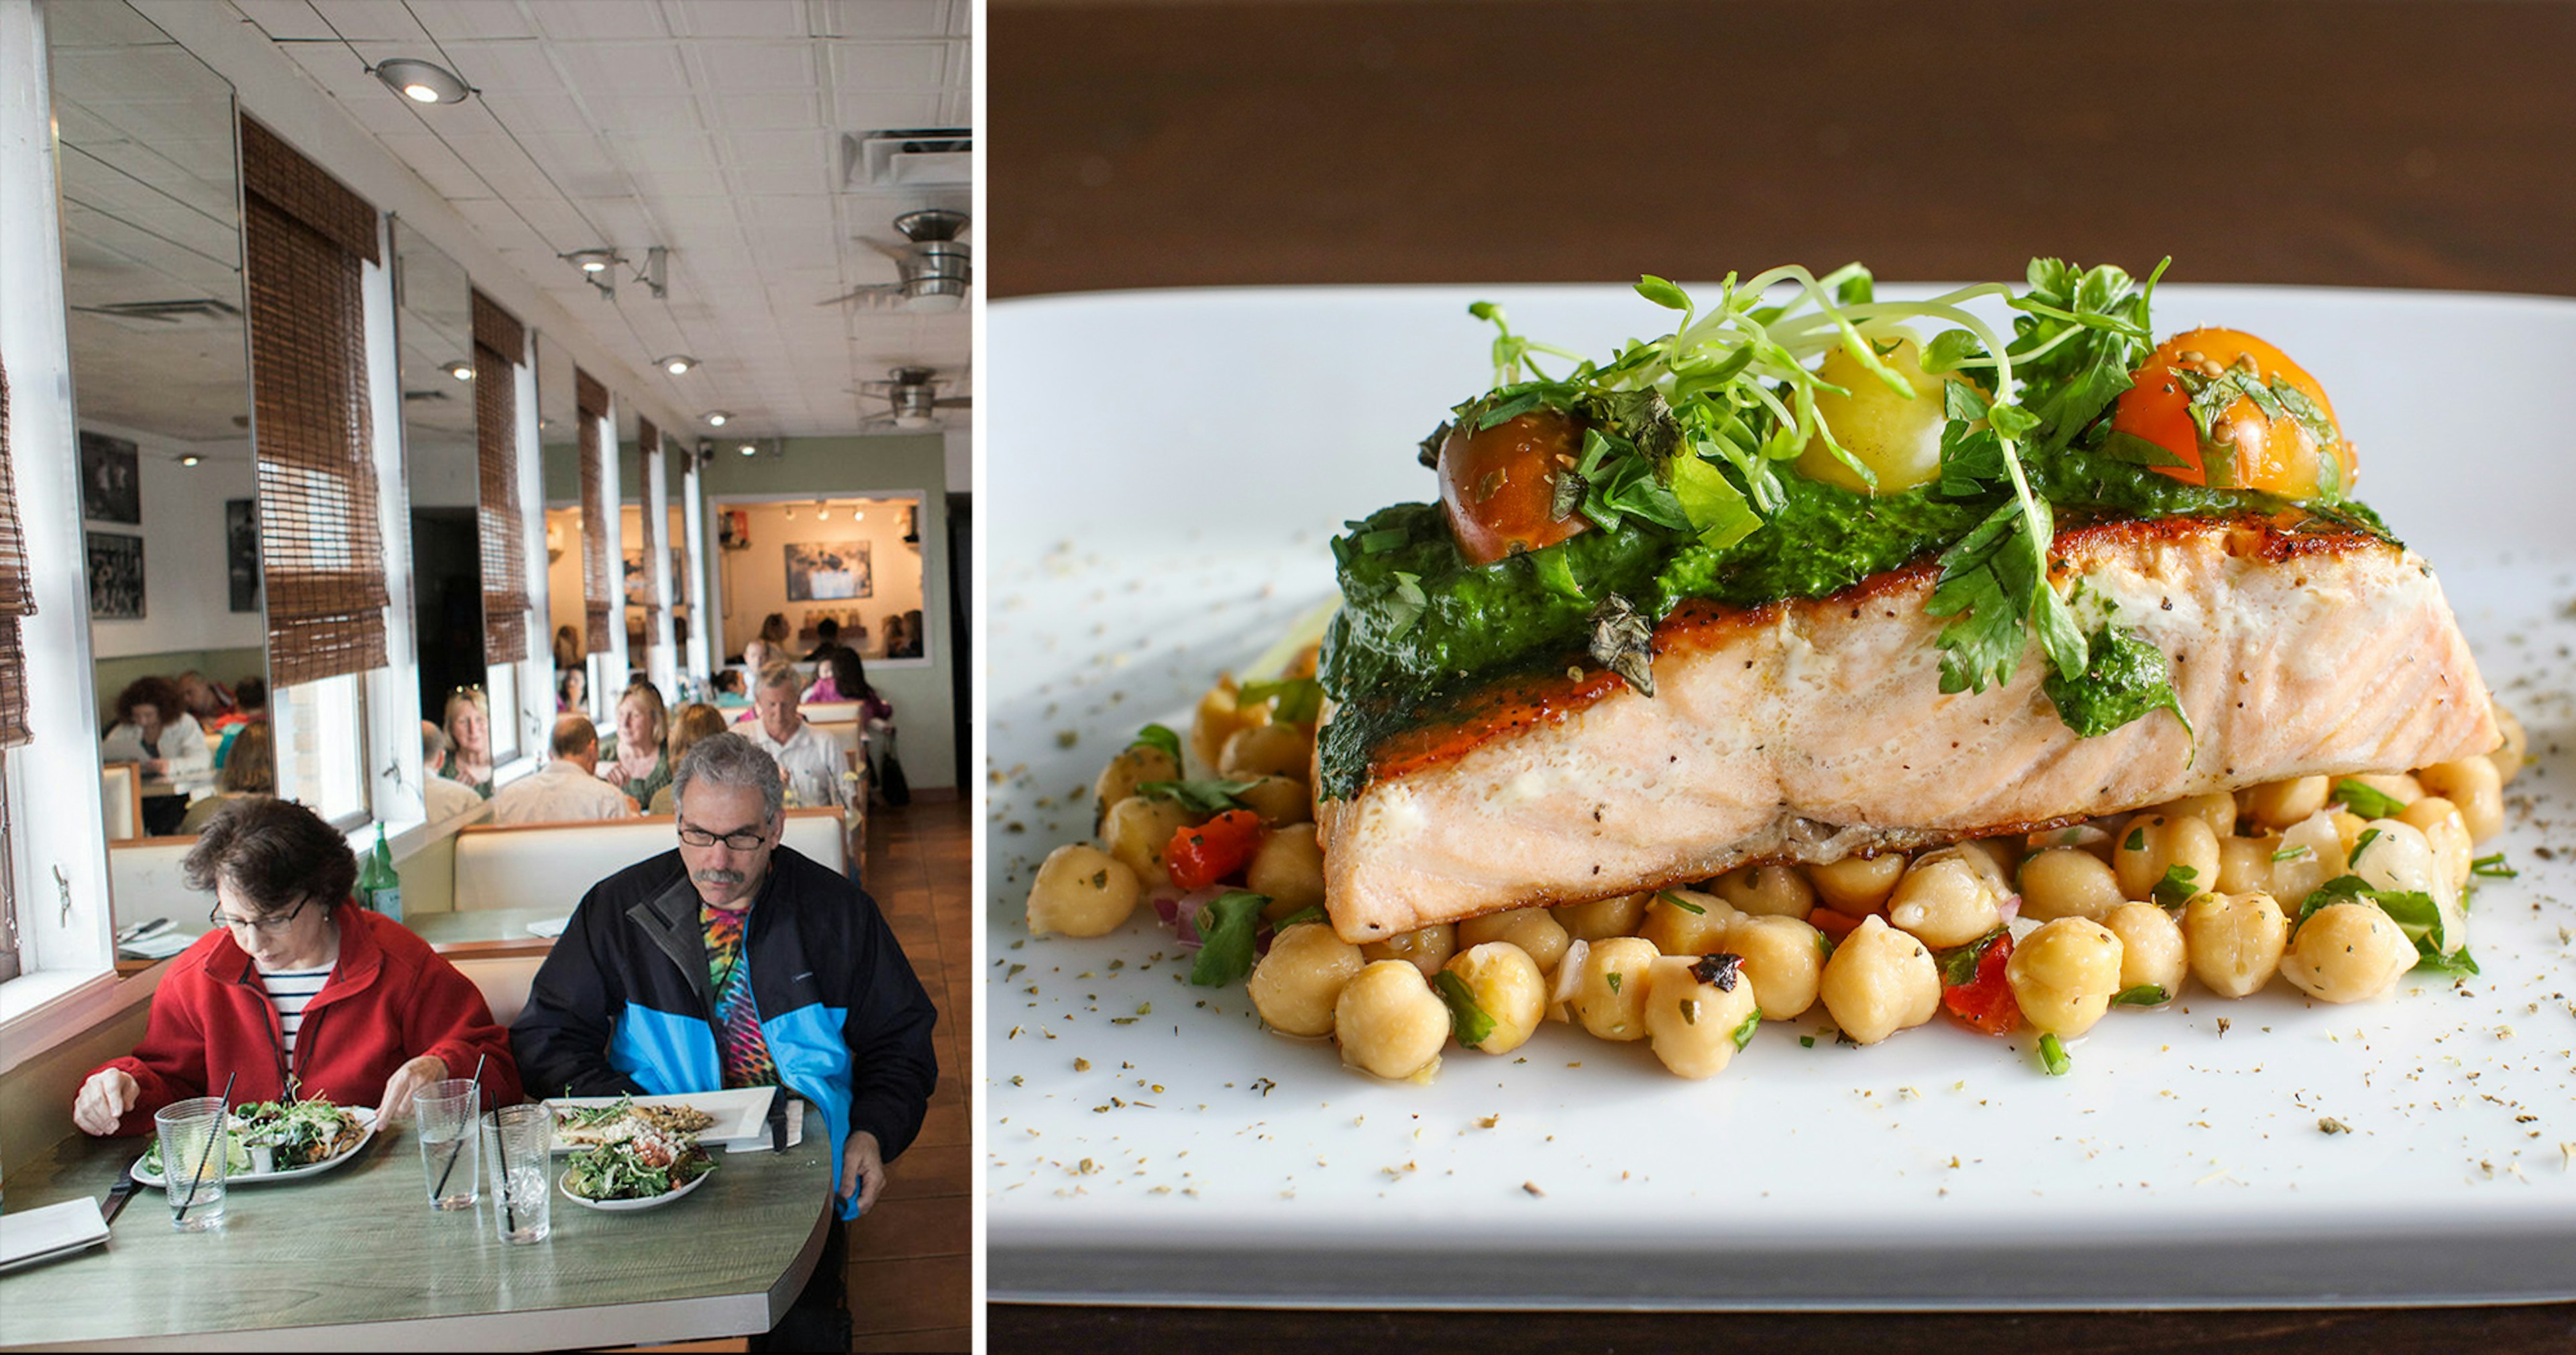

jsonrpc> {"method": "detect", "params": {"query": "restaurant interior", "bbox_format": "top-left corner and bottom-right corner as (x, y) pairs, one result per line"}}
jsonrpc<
(0, 0), (973, 1348)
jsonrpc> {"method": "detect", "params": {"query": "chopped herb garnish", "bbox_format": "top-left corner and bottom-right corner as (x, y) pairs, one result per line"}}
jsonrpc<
(1604, 971), (1623, 995)
(2043, 622), (2192, 743)
(2272, 844), (2315, 864)
(1137, 778), (1262, 814)
(1656, 889), (1705, 916)
(2349, 827), (2382, 866)
(2151, 863), (2200, 910)
(1587, 592), (1656, 696)
(2037, 1032), (2071, 1076)
(2470, 853), (2516, 879)
(1935, 926), (2008, 989)
(2330, 778), (2406, 820)
(1188, 891), (1271, 988)
(1730, 1006), (1763, 1051)
(1799, 1034), (1817, 1048)
(2125, 826), (2147, 853)
(2292, 875), (2473, 973)
(2111, 983), (2169, 1007)
(1432, 971), (1497, 1047)
(1236, 677), (1325, 725)
(1129, 723), (1183, 765)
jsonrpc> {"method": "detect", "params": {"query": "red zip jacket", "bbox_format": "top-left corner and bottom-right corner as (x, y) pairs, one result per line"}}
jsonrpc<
(91, 904), (521, 1133)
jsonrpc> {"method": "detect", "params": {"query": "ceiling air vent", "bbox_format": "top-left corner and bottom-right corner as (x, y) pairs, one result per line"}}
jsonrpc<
(68, 299), (242, 331)
(842, 128), (971, 190)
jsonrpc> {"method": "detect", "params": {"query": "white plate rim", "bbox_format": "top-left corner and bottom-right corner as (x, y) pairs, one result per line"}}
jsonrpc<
(557, 1156), (714, 1211)
(129, 1105), (378, 1189)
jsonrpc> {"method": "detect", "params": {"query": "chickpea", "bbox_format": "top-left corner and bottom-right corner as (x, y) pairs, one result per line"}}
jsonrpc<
(1809, 853), (1906, 916)
(1570, 936), (1660, 1041)
(1884, 850), (2002, 948)
(2326, 808), (2369, 863)
(2181, 892), (2289, 998)
(2337, 771), (2422, 810)
(1334, 961), (1449, 1081)
(2239, 775), (2328, 832)
(1638, 889), (1737, 957)
(1093, 744), (1179, 827)
(2488, 698), (2526, 786)
(1723, 914), (1825, 1020)
(1553, 892), (1649, 941)
(2398, 798), (2473, 895)
(1025, 844), (1142, 938)
(1098, 794), (1196, 891)
(2113, 812), (2221, 904)
(2267, 810), (2349, 908)
(1220, 722), (1313, 780)
(1441, 942), (1546, 1055)
(2279, 903), (2416, 1004)
(2006, 917), (2125, 1037)
(1715, 864), (1815, 920)
(2156, 792), (2240, 843)
(1361, 923), (1456, 979)
(1191, 677), (1270, 769)
(1244, 823), (1325, 918)
(2214, 834), (2279, 896)
(2415, 758), (2503, 844)
(1233, 774), (1313, 827)
(1954, 837), (2023, 887)
(1457, 908), (1570, 975)
(2017, 847), (2125, 922)
(1642, 955), (1761, 1079)
(1247, 921), (1364, 1036)
(2099, 902), (2187, 999)
(1815, 916), (1939, 1046)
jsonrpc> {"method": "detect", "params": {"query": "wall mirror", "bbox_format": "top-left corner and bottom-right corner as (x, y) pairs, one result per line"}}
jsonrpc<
(390, 221), (483, 730)
(616, 400), (647, 665)
(535, 331), (590, 722)
(713, 492), (930, 672)
(50, 0), (264, 848)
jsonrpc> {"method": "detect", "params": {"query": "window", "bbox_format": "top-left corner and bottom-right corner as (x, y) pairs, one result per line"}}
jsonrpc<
(274, 672), (367, 827)
(486, 663), (519, 765)
(0, 751), (21, 985)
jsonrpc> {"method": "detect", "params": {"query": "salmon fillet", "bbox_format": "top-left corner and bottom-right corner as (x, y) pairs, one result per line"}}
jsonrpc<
(1315, 512), (2498, 942)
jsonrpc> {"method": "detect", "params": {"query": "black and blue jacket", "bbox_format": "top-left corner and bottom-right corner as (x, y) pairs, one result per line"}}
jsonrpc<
(510, 845), (938, 1219)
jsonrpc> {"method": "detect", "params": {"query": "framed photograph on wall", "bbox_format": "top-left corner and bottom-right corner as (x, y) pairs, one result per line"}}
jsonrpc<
(784, 541), (870, 602)
(79, 429), (141, 524)
(225, 498), (260, 612)
(87, 531), (146, 618)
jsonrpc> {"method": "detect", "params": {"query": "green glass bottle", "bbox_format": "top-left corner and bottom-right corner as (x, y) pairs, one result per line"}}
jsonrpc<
(360, 825), (403, 922)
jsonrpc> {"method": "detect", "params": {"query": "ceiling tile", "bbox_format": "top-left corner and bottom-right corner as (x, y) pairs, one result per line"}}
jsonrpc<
(441, 38), (561, 92)
(700, 89), (824, 131)
(669, 0), (807, 39)
(694, 42), (819, 92)
(716, 129), (827, 168)
(551, 40), (688, 94)
(829, 91), (943, 131)
(477, 87), (592, 133)
(232, 0), (335, 42)
(308, 0), (431, 44)
(825, 40), (949, 91)
(720, 160), (823, 196)
(815, 1), (947, 40)
(373, 130), (490, 201)
(530, 0), (669, 44)
(405, 0), (541, 42)
(580, 93), (704, 136)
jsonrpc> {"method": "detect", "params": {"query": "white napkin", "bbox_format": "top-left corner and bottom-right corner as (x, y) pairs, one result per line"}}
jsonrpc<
(525, 916), (570, 939)
(0, 1197), (109, 1272)
(726, 1106), (806, 1153)
(117, 930), (191, 960)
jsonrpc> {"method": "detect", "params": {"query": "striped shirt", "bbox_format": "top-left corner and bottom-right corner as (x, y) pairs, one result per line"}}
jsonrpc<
(259, 969), (331, 1059)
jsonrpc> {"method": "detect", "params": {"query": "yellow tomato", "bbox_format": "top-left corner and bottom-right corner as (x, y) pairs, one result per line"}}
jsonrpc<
(2110, 329), (2354, 498)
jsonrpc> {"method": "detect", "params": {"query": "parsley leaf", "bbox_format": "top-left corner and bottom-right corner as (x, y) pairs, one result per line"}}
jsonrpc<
(1129, 724), (1183, 765)
(1432, 970), (1498, 1046)
(2044, 622), (2192, 742)
(1236, 676), (1324, 725)
(2292, 875), (2472, 973)
(2111, 983), (2169, 1007)
(1730, 1006), (1764, 1051)
(2330, 778), (2407, 820)
(1138, 778), (1261, 814)
(2151, 863), (2201, 909)
(1188, 891), (1272, 987)
(1935, 926), (2009, 989)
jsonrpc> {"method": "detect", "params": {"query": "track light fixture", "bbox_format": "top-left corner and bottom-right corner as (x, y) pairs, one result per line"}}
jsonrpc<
(371, 58), (472, 105)
(659, 355), (698, 376)
(702, 411), (733, 427)
(444, 360), (475, 381)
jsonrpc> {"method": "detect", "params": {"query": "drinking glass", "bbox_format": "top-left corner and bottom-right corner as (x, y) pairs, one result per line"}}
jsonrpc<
(155, 1096), (229, 1231)
(413, 1079), (480, 1210)
(480, 1104), (551, 1244)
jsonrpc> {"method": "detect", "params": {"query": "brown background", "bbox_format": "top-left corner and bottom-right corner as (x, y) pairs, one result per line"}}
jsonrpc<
(988, 1), (2575, 1348)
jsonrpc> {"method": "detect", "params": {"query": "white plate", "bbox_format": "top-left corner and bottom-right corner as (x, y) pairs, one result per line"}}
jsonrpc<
(985, 284), (2576, 1309)
(544, 1087), (776, 1152)
(557, 1159), (714, 1212)
(131, 1106), (378, 1189)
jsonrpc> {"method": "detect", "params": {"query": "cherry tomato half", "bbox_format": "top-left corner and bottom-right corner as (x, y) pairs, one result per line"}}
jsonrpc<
(1165, 810), (1264, 893)
(1941, 929), (2022, 1037)
(2109, 328), (2355, 498)
(1437, 407), (1591, 566)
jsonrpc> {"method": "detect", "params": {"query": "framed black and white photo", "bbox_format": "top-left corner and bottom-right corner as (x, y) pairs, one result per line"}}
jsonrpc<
(79, 429), (141, 524)
(784, 541), (870, 602)
(87, 531), (146, 618)
(226, 498), (260, 612)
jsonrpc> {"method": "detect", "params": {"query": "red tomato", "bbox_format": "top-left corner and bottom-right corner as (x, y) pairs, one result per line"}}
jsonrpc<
(1437, 407), (1591, 566)
(1941, 930), (2021, 1037)
(1164, 810), (1264, 893)
(2109, 328), (2355, 498)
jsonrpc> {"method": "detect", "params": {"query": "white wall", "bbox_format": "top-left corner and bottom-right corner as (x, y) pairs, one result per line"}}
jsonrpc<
(80, 423), (262, 659)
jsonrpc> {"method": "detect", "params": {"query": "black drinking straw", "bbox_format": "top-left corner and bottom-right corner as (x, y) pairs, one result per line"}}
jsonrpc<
(175, 1071), (237, 1222)
(492, 1105), (518, 1236)
(431, 1053), (486, 1201)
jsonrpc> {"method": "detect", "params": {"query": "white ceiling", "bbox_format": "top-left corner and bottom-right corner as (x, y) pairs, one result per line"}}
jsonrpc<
(227, 0), (972, 439)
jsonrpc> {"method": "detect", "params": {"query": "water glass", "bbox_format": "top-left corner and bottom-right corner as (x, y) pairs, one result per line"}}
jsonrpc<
(155, 1096), (229, 1232)
(413, 1079), (480, 1210)
(480, 1104), (551, 1244)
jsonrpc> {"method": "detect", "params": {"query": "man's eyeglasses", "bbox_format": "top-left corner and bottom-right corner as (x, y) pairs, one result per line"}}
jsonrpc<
(209, 894), (311, 935)
(678, 822), (769, 851)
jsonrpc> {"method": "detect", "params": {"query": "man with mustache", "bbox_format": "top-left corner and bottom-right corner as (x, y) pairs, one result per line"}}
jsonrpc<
(509, 732), (936, 1350)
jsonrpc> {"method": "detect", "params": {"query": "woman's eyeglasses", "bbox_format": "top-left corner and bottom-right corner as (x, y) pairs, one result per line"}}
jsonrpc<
(209, 894), (312, 935)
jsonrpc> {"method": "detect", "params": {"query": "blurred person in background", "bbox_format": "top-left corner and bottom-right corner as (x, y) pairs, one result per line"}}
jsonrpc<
(441, 688), (495, 799)
(101, 675), (213, 836)
(420, 720), (484, 822)
(742, 611), (790, 672)
(802, 615), (841, 661)
(743, 664), (846, 809)
(213, 674), (268, 771)
(490, 716), (637, 825)
(647, 702), (732, 813)
(600, 682), (673, 808)
(178, 721), (275, 834)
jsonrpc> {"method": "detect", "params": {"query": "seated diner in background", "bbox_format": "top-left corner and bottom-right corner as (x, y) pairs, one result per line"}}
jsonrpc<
(802, 615), (842, 662)
(552, 623), (582, 671)
(420, 719), (484, 822)
(177, 721), (275, 834)
(177, 669), (241, 729)
(72, 796), (522, 1134)
(743, 663), (847, 810)
(556, 664), (587, 716)
(101, 675), (213, 837)
(740, 611), (790, 673)
(211, 675), (266, 770)
(801, 646), (893, 726)
(598, 681), (673, 808)
(647, 702), (732, 814)
(440, 688), (495, 799)
(489, 715), (638, 825)
(510, 732), (936, 1349)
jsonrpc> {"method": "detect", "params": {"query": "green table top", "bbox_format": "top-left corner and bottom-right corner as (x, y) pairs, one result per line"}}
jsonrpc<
(0, 1104), (831, 1350)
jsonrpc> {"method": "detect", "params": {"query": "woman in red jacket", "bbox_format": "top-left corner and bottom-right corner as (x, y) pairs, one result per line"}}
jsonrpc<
(72, 797), (521, 1135)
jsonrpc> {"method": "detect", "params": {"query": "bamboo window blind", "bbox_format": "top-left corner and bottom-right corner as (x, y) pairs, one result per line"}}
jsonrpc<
(472, 290), (529, 665)
(0, 360), (32, 748)
(576, 369), (610, 655)
(241, 117), (388, 688)
(637, 416), (662, 634)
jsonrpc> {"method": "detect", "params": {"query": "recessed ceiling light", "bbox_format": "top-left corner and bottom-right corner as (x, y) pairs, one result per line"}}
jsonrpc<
(816, 501), (830, 521)
(564, 248), (619, 274)
(738, 443), (757, 456)
(659, 354), (698, 376)
(179, 454), (201, 467)
(702, 411), (732, 427)
(445, 360), (475, 381)
(372, 58), (471, 105)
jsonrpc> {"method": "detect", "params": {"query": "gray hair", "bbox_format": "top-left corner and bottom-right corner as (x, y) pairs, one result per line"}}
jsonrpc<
(672, 730), (784, 827)
(754, 662), (802, 696)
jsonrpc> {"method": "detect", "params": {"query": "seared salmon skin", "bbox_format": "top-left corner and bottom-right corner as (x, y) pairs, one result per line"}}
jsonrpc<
(1316, 512), (2497, 942)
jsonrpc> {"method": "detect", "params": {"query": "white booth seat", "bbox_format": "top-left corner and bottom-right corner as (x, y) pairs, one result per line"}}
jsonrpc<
(107, 836), (207, 934)
(451, 806), (848, 913)
(102, 764), (143, 843)
(454, 955), (547, 1027)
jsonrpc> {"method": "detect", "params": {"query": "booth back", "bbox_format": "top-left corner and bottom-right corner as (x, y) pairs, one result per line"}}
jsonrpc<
(107, 836), (203, 933)
(101, 764), (142, 843)
(451, 808), (849, 912)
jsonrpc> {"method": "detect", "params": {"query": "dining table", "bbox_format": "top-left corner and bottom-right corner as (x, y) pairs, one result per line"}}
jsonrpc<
(0, 1102), (832, 1350)
(986, 1), (2576, 1348)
